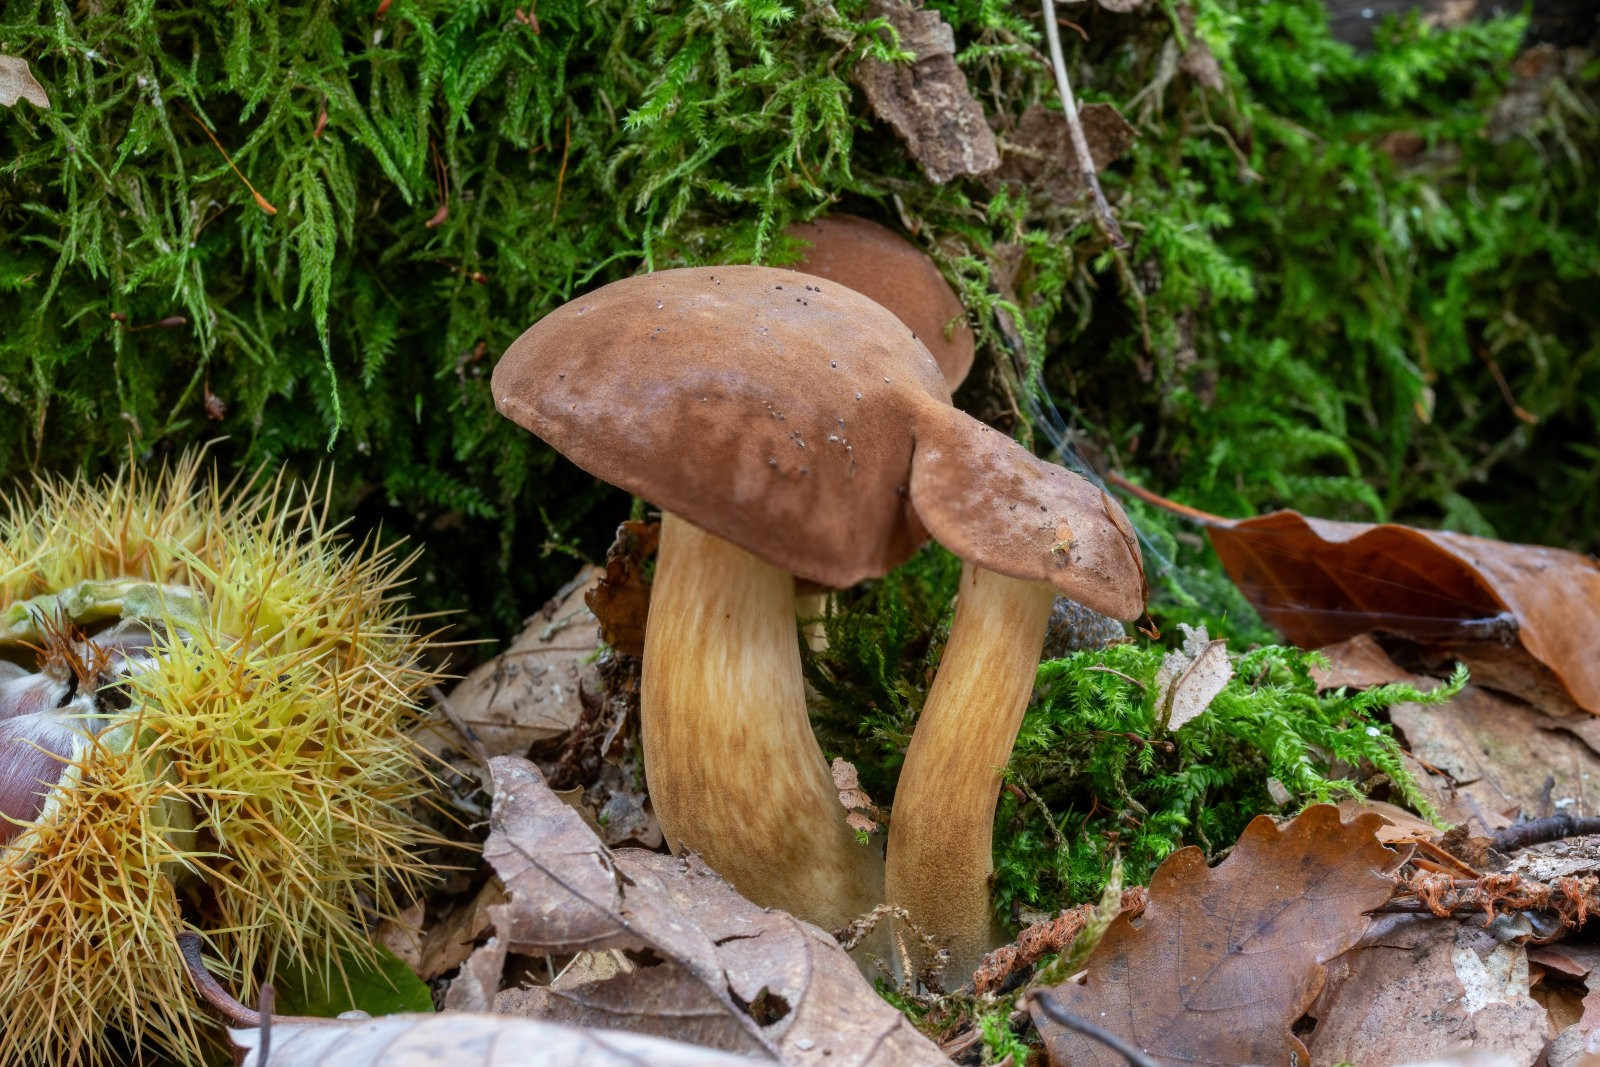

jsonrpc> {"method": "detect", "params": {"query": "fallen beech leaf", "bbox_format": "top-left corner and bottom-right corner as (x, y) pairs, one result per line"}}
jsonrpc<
(1153, 623), (1231, 731)
(0, 55), (49, 109)
(231, 1011), (762, 1066)
(854, 0), (999, 183)
(1031, 805), (1403, 1065)
(1308, 915), (1550, 1065)
(420, 879), (508, 981)
(425, 567), (601, 760)
(466, 756), (946, 1064)
(1113, 479), (1600, 715)
(585, 520), (658, 657)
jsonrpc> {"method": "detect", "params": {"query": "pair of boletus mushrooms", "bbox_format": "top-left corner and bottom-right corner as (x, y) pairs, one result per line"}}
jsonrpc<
(493, 217), (1146, 980)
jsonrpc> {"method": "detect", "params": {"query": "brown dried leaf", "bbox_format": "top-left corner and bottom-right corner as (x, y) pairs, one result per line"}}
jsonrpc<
(831, 757), (882, 835)
(1308, 915), (1550, 1065)
(854, 0), (1000, 183)
(1032, 805), (1403, 1065)
(1153, 623), (1231, 731)
(1391, 684), (1600, 833)
(1121, 483), (1600, 715)
(584, 520), (658, 657)
(991, 104), (1136, 205)
(472, 756), (947, 1065)
(0, 55), (49, 109)
(426, 567), (601, 760)
(420, 879), (508, 981)
(230, 1011), (763, 1066)
(1207, 512), (1600, 715)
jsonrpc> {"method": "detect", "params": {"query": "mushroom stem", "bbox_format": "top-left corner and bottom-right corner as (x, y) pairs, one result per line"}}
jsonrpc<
(642, 513), (882, 931)
(795, 592), (831, 652)
(886, 562), (1056, 980)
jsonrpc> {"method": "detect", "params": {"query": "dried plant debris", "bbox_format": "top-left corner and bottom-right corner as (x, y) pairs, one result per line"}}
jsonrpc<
(1391, 684), (1600, 835)
(424, 567), (602, 762)
(1152, 622), (1231, 731)
(976, 888), (1150, 996)
(453, 756), (946, 1065)
(1308, 915), (1550, 1065)
(854, 0), (999, 184)
(585, 520), (658, 658)
(0, 55), (48, 108)
(231, 1011), (763, 1066)
(831, 758), (883, 837)
(1031, 805), (1404, 1065)
(991, 104), (1136, 207)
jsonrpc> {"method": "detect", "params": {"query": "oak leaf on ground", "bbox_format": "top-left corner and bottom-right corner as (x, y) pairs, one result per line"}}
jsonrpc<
(1031, 805), (1404, 1065)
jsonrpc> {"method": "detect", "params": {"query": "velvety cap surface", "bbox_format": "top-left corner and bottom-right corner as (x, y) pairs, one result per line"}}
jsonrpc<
(493, 266), (951, 587)
(908, 407), (1147, 620)
(789, 216), (975, 390)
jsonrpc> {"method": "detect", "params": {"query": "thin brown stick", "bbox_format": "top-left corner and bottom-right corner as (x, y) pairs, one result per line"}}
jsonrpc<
(1104, 470), (1231, 525)
(177, 932), (260, 1028)
(552, 112), (572, 221)
(1039, 0), (1125, 247)
(1492, 814), (1600, 853)
(180, 103), (277, 215)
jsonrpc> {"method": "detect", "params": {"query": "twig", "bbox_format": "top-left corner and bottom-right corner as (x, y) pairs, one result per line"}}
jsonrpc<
(177, 932), (260, 1028)
(256, 984), (275, 1066)
(1031, 989), (1159, 1067)
(1491, 813), (1600, 853)
(180, 103), (277, 215)
(1039, 0), (1125, 247)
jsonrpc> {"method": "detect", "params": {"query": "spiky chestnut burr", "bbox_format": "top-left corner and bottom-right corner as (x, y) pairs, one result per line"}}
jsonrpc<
(0, 456), (442, 1066)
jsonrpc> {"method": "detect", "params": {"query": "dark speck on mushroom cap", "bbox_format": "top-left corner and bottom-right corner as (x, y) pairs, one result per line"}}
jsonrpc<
(492, 265), (951, 588)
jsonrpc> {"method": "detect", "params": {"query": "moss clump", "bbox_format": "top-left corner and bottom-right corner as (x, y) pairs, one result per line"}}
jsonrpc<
(992, 643), (1463, 919)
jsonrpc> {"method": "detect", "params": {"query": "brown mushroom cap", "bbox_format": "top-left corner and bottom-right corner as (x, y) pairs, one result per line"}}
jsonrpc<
(493, 266), (950, 589)
(788, 216), (976, 390)
(495, 264), (1145, 616)
(907, 408), (1147, 620)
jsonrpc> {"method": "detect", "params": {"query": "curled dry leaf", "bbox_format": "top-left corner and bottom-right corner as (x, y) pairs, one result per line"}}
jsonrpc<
(230, 1011), (761, 1066)
(1116, 480), (1600, 716)
(831, 757), (882, 836)
(1308, 915), (1550, 1066)
(462, 756), (946, 1066)
(584, 520), (658, 658)
(425, 567), (601, 761)
(0, 55), (49, 109)
(1031, 805), (1404, 1066)
(1152, 622), (1231, 731)
(854, 0), (1000, 183)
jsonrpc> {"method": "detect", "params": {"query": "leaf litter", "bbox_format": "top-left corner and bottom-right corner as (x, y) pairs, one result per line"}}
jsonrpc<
(449, 755), (947, 1065)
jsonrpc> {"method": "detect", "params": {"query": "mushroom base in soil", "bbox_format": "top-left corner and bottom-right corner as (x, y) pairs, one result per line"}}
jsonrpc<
(643, 513), (882, 931)
(885, 565), (1056, 979)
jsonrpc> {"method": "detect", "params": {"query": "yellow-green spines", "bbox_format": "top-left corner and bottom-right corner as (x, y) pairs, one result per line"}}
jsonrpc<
(0, 456), (441, 1065)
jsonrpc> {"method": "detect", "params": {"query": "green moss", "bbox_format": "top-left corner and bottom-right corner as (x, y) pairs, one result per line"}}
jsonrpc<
(992, 643), (1465, 919)
(2, 0), (1595, 645)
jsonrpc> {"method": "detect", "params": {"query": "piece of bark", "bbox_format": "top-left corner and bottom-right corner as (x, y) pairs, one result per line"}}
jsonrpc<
(855, 0), (1000, 183)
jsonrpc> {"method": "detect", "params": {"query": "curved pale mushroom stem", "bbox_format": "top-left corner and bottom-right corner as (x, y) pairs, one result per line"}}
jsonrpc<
(794, 591), (831, 652)
(885, 562), (1056, 981)
(643, 513), (882, 932)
